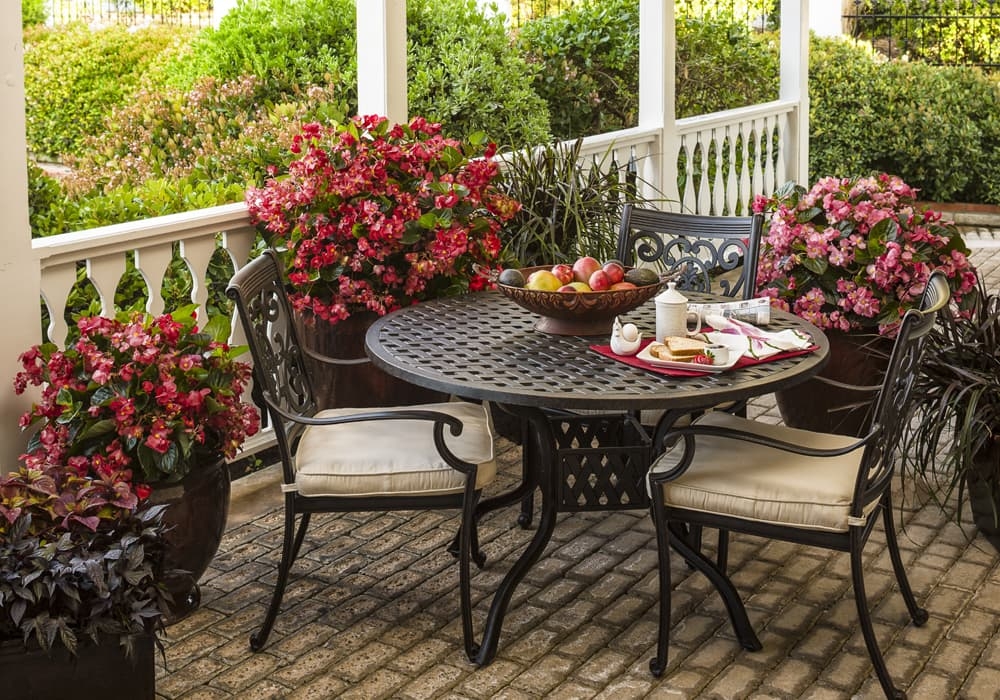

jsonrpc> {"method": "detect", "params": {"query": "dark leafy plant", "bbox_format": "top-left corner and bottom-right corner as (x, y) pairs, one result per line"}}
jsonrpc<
(900, 275), (1000, 524)
(0, 463), (169, 658)
(496, 138), (656, 267)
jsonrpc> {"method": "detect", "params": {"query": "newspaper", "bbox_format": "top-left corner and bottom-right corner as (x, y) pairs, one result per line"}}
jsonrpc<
(687, 296), (772, 325)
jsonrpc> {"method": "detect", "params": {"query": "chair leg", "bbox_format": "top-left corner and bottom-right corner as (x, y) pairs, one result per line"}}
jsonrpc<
(250, 507), (310, 652)
(716, 528), (730, 571)
(881, 496), (929, 626)
(447, 509), (487, 569)
(460, 490), (482, 662)
(649, 511), (673, 677)
(849, 532), (907, 700)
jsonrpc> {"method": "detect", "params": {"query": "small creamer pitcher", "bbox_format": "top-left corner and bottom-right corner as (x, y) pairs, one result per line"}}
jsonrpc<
(655, 281), (701, 341)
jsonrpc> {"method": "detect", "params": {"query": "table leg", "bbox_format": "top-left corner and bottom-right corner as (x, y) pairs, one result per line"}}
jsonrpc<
(666, 521), (762, 652)
(474, 406), (557, 666)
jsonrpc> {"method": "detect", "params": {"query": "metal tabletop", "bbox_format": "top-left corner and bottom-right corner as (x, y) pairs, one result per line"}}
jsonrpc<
(366, 291), (829, 411)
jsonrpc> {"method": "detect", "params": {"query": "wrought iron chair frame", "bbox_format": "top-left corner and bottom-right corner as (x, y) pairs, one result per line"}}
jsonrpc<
(647, 271), (951, 699)
(226, 249), (490, 660)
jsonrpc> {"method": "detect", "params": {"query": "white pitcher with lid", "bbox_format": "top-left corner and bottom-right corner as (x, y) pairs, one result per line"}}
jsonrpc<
(655, 281), (702, 342)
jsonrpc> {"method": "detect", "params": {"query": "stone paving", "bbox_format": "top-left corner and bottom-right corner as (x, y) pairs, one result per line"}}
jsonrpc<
(154, 237), (1000, 700)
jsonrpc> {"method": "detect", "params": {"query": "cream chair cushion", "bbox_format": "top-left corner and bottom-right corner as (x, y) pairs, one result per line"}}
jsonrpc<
(294, 401), (496, 497)
(650, 412), (875, 533)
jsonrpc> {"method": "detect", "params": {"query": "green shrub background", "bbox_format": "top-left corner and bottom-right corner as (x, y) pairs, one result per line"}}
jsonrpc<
(23, 1), (1000, 246)
(23, 23), (194, 159)
(808, 36), (1000, 203)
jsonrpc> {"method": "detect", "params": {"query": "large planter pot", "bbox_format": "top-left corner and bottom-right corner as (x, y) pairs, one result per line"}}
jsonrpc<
(293, 310), (447, 409)
(968, 442), (1000, 553)
(148, 455), (230, 623)
(775, 331), (889, 437)
(0, 633), (155, 699)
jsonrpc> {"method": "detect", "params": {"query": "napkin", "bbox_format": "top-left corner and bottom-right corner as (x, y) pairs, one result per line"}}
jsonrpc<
(699, 314), (813, 360)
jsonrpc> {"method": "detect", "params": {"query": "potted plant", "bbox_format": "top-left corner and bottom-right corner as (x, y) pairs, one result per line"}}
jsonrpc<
(13, 305), (260, 618)
(899, 274), (1000, 551)
(752, 172), (978, 435)
(495, 137), (653, 268)
(0, 460), (169, 698)
(245, 114), (520, 409)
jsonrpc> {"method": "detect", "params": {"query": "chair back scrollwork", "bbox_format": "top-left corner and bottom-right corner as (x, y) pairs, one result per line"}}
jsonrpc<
(616, 204), (764, 300)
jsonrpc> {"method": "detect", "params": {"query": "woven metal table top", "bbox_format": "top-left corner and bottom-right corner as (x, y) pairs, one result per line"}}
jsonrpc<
(365, 291), (829, 412)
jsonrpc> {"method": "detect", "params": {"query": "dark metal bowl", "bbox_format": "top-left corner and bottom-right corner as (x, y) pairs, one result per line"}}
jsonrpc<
(496, 265), (664, 335)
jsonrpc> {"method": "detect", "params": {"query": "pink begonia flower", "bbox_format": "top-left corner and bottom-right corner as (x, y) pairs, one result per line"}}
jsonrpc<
(753, 173), (978, 336)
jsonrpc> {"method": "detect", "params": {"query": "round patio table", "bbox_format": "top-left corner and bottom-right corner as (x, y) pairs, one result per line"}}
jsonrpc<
(365, 290), (829, 665)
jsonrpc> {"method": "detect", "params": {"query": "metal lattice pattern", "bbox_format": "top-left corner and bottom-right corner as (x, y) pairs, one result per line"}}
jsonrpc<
(552, 415), (652, 510)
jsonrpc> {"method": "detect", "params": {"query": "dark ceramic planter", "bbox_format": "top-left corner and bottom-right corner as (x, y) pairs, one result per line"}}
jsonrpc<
(968, 443), (1000, 554)
(775, 331), (889, 437)
(148, 456), (230, 623)
(0, 633), (154, 699)
(293, 310), (447, 409)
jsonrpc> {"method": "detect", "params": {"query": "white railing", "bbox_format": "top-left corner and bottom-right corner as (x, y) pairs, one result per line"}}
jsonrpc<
(32, 202), (257, 346)
(673, 99), (799, 215)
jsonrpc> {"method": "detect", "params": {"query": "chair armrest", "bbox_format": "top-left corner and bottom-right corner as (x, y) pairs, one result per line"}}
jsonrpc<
(302, 345), (371, 366)
(263, 400), (483, 474)
(809, 375), (881, 393)
(649, 422), (876, 485)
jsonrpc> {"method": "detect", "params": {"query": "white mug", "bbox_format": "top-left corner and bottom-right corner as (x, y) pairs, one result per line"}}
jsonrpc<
(655, 282), (702, 341)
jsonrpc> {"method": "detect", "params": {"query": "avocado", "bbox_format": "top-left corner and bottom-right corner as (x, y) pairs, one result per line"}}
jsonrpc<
(624, 267), (660, 286)
(498, 268), (526, 287)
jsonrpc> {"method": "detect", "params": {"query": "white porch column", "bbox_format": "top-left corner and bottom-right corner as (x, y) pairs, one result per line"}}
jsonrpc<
(638, 0), (673, 206)
(780, 0), (810, 185)
(357, 0), (408, 124)
(2, 4), (41, 469)
(212, 0), (238, 28)
(809, 0), (845, 38)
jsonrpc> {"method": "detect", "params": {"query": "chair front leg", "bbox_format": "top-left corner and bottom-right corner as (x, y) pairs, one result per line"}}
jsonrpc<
(849, 528), (906, 699)
(250, 503), (309, 651)
(881, 494), (929, 626)
(649, 507), (673, 677)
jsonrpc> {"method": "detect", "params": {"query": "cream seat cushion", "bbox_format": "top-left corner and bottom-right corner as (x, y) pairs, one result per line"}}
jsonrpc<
(294, 401), (496, 497)
(650, 411), (874, 533)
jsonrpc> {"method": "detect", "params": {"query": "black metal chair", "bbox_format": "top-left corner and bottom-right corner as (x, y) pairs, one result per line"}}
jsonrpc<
(646, 271), (950, 699)
(226, 249), (497, 660)
(519, 206), (764, 528)
(616, 204), (763, 299)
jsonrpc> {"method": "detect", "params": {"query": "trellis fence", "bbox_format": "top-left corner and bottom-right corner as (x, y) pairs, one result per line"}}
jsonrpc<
(46, 0), (212, 28)
(845, 1), (1000, 70)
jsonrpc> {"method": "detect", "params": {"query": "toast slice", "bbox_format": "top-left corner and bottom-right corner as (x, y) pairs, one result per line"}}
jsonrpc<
(650, 336), (709, 362)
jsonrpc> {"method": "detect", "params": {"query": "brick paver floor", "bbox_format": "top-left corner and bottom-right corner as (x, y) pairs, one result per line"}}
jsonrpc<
(154, 240), (1000, 700)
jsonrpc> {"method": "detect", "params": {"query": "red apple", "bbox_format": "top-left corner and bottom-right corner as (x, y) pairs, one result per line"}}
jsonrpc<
(572, 256), (601, 283)
(588, 269), (611, 291)
(610, 281), (637, 291)
(550, 263), (574, 285)
(602, 260), (625, 285)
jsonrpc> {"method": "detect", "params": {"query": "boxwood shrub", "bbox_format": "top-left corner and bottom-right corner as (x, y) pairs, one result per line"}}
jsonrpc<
(809, 36), (1000, 204)
(23, 23), (194, 159)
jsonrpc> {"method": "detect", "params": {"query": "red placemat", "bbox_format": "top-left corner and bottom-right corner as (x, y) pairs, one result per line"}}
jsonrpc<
(590, 338), (819, 377)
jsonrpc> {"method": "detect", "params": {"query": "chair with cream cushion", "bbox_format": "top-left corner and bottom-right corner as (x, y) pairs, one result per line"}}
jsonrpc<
(646, 271), (950, 699)
(226, 249), (496, 660)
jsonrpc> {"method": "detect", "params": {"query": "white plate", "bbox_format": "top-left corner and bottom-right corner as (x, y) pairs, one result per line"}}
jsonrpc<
(635, 344), (740, 373)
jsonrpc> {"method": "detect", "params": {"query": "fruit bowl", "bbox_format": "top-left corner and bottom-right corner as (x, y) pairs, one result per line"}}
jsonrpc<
(495, 265), (666, 335)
